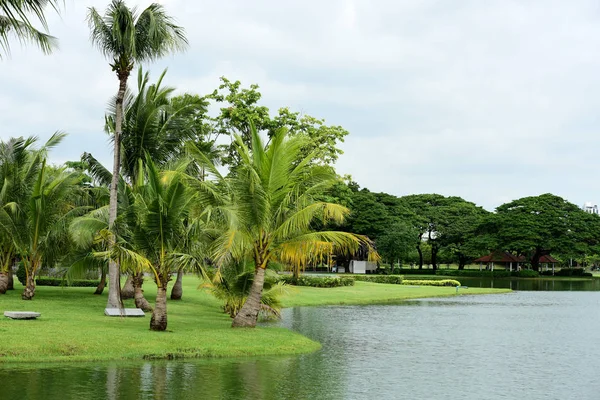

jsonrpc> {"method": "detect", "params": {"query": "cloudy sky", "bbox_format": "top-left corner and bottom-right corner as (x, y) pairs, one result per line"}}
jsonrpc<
(2, 0), (600, 210)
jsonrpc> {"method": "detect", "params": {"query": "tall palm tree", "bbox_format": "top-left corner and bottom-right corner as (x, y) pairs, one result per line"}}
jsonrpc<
(189, 125), (376, 328)
(87, 0), (187, 308)
(0, 0), (60, 57)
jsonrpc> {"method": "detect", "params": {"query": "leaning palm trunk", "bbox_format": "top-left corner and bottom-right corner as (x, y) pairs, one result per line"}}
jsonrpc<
(0, 271), (8, 294)
(170, 269), (183, 300)
(150, 285), (168, 331)
(231, 267), (266, 328)
(121, 275), (134, 299)
(94, 268), (106, 295)
(106, 75), (128, 309)
(22, 274), (36, 300)
(133, 272), (152, 312)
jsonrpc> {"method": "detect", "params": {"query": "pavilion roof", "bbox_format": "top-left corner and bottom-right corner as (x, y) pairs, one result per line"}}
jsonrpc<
(538, 255), (559, 263)
(473, 251), (522, 263)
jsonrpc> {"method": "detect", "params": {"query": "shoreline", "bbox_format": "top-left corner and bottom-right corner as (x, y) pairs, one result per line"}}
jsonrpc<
(0, 278), (509, 365)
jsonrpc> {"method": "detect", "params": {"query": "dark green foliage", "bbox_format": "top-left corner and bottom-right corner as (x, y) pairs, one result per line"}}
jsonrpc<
(279, 275), (355, 288)
(394, 268), (437, 275)
(511, 270), (540, 278)
(35, 278), (101, 287)
(16, 262), (26, 285)
(353, 275), (404, 284)
(546, 268), (592, 277)
(436, 269), (511, 278)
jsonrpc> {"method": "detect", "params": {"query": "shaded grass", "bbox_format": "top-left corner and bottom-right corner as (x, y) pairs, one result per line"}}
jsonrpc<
(0, 277), (320, 363)
(281, 281), (511, 307)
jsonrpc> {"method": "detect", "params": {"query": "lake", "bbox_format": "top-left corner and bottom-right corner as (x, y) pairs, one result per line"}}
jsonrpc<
(3, 291), (600, 399)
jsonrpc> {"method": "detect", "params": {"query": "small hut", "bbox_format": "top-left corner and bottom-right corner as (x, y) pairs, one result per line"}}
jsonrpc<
(473, 251), (523, 272)
(539, 255), (559, 274)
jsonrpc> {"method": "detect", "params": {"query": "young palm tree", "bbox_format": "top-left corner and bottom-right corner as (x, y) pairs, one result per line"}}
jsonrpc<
(87, 0), (187, 309)
(0, 136), (86, 299)
(189, 125), (376, 328)
(0, 134), (65, 294)
(0, 0), (60, 57)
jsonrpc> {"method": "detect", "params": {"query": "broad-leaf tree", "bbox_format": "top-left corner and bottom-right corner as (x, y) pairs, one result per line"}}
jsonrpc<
(494, 193), (600, 271)
(87, 0), (187, 308)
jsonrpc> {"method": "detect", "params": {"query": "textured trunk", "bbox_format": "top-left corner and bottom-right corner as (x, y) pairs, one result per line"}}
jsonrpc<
(133, 273), (152, 312)
(150, 286), (168, 331)
(232, 267), (266, 328)
(106, 74), (129, 310)
(431, 245), (438, 272)
(7, 269), (14, 290)
(170, 269), (183, 300)
(416, 244), (423, 269)
(22, 274), (35, 300)
(0, 271), (8, 294)
(121, 275), (134, 300)
(94, 268), (106, 295)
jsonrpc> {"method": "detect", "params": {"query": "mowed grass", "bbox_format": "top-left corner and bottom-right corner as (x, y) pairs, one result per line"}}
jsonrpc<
(281, 281), (511, 307)
(0, 277), (320, 363)
(1, 277), (510, 363)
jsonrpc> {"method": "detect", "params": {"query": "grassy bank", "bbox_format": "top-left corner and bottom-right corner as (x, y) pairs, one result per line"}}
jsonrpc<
(1, 276), (510, 363)
(281, 281), (510, 307)
(0, 277), (320, 363)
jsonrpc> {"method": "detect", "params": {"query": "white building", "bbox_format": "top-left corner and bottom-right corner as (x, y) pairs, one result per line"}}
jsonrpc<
(582, 202), (599, 215)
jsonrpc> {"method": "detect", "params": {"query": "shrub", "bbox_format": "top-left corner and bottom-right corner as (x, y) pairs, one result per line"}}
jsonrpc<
(16, 262), (26, 285)
(402, 279), (461, 287)
(549, 268), (592, 277)
(436, 269), (511, 278)
(279, 275), (355, 288)
(395, 268), (437, 275)
(353, 275), (404, 284)
(35, 278), (100, 287)
(511, 270), (539, 278)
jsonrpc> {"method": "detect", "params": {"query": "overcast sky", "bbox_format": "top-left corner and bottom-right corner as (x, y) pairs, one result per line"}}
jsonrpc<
(2, 0), (600, 211)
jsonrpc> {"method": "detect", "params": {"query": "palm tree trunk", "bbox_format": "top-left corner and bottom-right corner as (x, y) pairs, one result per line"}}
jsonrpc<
(22, 274), (35, 300)
(150, 286), (168, 331)
(7, 268), (14, 290)
(232, 267), (266, 328)
(0, 271), (8, 294)
(121, 275), (134, 299)
(133, 272), (152, 312)
(170, 269), (183, 300)
(94, 267), (106, 295)
(106, 74), (129, 309)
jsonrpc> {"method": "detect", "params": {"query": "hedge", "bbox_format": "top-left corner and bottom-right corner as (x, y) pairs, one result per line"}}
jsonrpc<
(541, 268), (592, 277)
(279, 275), (355, 288)
(436, 269), (512, 278)
(353, 275), (404, 284)
(402, 279), (461, 287)
(35, 278), (101, 287)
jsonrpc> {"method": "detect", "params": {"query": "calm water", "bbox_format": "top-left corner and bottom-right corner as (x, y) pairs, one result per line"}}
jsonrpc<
(454, 277), (600, 291)
(3, 292), (600, 399)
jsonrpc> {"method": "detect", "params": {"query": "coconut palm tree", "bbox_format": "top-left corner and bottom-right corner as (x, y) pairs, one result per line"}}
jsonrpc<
(87, 0), (187, 309)
(188, 124), (376, 328)
(0, 134), (66, 294)
(0, 0), (60, 57)
(0, 134), (87, 299)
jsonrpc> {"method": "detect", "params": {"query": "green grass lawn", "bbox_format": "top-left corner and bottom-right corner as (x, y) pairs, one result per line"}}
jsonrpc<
(0, 277), (320, 363)
(1, 276), (510, 363)
(281, 281), (510, 307)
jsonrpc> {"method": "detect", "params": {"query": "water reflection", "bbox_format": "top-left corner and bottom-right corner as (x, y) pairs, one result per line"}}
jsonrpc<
(457, 277), (600, 291)
(3, 292), (600, 399)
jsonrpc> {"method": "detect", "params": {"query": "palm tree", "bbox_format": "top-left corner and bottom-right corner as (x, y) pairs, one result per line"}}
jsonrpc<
(87, 0), (187, 309)
(0, 134), (86, 299)
(0, 134), (65, 294)
(189, 125), (376, 328)
(0, 0), (60, 57)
